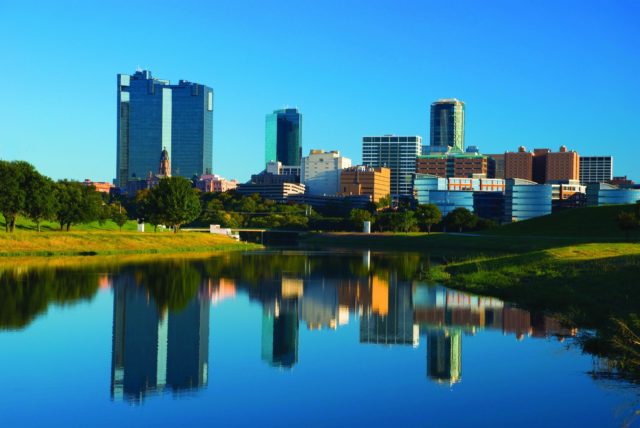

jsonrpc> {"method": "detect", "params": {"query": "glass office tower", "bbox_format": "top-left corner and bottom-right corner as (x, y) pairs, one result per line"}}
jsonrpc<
(116, 70), (213, 188)
(265, 108), (302, 166)
(430, 99), (465, 152)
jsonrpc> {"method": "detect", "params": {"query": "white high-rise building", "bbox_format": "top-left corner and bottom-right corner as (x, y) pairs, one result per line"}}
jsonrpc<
(301, 150), (351, 195)
(362, 135), (422, 199)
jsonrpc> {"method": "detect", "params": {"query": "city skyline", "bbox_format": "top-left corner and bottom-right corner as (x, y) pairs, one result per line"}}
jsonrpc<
(1, 1), (639, 183)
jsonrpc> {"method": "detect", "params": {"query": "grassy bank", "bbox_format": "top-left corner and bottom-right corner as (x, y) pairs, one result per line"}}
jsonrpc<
(0, 230), (261, 257)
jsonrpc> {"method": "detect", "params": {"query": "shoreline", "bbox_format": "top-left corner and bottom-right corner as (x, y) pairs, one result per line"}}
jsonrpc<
(0, 230), (262, 258)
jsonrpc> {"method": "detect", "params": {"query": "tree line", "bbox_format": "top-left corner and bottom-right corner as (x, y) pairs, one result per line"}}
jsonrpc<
(1, 159), (493, 234)
(0, 161), (201, 233)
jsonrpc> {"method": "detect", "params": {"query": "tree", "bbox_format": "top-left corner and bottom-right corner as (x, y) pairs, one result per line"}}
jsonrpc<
(415, 204), (442, 234)
(391, 211), (418, 232)
(376, 194), (392, 211)
(151, 177), (201, 232)
(54, 180), (102, 231)
(110, 202), (129, 232)
(444, 207), (478, 233)
(616, 211), (638, 240)
(349, 209), (374, 231)
(0, 161), (29, 232)
(24, 172), (58, 232)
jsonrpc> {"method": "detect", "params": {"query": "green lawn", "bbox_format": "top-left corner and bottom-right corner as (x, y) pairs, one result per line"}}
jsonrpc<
(483, 204), (640, 239)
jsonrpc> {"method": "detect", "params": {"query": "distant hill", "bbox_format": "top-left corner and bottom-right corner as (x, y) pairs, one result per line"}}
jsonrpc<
(486, 204), (640, 240)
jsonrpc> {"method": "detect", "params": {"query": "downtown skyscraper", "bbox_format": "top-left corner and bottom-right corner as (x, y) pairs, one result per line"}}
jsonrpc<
(116, 70), (213, 188)
(430, 99), (465, 152)
(265, 108), (302, 167)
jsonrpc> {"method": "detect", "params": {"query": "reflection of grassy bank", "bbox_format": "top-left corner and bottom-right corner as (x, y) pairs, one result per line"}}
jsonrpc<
(434, 243), (640, 383)
(0, 230), (261, 257)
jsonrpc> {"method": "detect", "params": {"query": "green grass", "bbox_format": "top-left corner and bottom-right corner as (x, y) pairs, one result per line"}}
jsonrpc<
(303, 204), (640, 254)
(482, 204), (640, 239)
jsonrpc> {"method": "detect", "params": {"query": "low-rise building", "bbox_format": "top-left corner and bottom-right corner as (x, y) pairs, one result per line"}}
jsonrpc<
(83, 179), (114, 193)
(236, 182), (306, 203)
(586, 183), (640, 206)
(339, 166), (391, 203)
(504, 179), (552, 222)
(196, 174), (238, 192)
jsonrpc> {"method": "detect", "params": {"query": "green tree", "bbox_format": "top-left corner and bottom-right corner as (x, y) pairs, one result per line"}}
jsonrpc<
(0, 161), (34, 232)
(415, 204), (442, 234)
(444, 207), (478, 233)
(110, 202), (129, 232)
(151, 177), (201, 232)
(23, 168), (58, 232)
(349, 208), (374, 231)
(391, 210), (418, 232)
(55, 180), (103, 231)
(376, 194), (392, 210)
(616, 211), (639, 240)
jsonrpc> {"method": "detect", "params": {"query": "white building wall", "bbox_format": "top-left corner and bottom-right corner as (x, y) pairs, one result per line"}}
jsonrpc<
(302, 150), (352, 195)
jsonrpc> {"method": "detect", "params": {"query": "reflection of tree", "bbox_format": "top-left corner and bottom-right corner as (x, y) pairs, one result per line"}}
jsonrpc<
(0, 268), (99, 330)
(132, 262), (201, 312)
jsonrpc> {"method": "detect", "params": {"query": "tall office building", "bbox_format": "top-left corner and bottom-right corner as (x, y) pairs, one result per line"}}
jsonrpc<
(579, 156), (613, 184)
(430, 99), (465, 152)
(116, 70), (213, 188)
(301, 150), (351, 196)
(265, 108), (302, 166)
(362, 135), (422, 199)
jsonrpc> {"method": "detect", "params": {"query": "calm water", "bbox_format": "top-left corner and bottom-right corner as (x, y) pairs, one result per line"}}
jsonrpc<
(0, 251), (637, 427)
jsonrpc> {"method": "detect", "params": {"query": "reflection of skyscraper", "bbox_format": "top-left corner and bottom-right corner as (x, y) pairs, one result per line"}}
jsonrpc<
(426, 329), (461, 385)
(261, 298), (299, 368)
(166, 297), (210, 392)
(360, 275), (418, 346)
(111, 275), (210, 402)
(301, 279), (338, 330)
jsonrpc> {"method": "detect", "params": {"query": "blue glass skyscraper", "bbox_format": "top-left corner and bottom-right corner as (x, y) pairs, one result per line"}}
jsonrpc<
(116, 70), (213, 188)
(265, 108), (302, 166)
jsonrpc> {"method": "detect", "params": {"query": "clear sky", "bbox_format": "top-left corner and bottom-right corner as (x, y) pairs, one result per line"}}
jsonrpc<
(0, 0), (638, 183)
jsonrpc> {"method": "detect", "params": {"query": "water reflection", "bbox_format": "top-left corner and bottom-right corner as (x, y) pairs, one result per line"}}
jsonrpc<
(0, 250), (635, 412)
(99, 252), (584, 403)
(110, 273), (210, 403)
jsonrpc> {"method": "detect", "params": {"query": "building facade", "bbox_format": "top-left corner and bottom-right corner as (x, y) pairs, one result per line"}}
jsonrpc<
(265, 108), (302, 166)
(486, 154), (506, 179)
(579, 156), (613, 184)
(504, 146), (534, 181)
(504, 146), (579, 184)
(586, 183), (640, 206)
(430, 99), (465, 152)
(504, 179), (552, 222)
(546, 146), (579, 182)
(196, 174), (238, 192)
(416, 151), (488, 178)
(116, 70), (213, 188)
(362, 135), (422, 199)
(339, 166), (391, 203)
(301, 150), (351, 196)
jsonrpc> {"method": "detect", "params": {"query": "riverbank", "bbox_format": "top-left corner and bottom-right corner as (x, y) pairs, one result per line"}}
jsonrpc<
(301, 231), (631, 254)
(0, 230), (261, 257)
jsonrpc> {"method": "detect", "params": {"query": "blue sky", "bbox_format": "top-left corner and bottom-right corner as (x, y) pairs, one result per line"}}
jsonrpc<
(0, 0), (638, 182)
